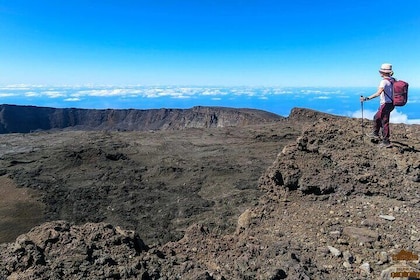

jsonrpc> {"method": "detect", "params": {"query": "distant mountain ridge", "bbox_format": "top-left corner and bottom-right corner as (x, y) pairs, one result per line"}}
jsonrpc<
(0, 104), (283, 134)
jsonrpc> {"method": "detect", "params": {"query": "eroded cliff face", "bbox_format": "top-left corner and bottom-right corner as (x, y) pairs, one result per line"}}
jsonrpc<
(0, 104), (283, 133)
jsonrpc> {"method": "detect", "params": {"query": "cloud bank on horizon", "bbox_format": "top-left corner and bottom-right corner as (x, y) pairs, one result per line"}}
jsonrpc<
(351, 109), (420, 125)
(1, 85), (419, 125)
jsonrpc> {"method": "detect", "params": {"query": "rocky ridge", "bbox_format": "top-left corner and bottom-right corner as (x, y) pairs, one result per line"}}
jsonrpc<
(0, 104), (282, 133)
(0, 108), (419, 279)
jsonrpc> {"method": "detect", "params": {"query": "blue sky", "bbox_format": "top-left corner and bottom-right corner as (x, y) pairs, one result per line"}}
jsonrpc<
(0, 1), (419, 124)
(1, 0), (419, 87)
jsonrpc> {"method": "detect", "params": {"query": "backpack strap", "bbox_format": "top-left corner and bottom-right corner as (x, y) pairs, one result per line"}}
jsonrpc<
(384, 77), (394, 103)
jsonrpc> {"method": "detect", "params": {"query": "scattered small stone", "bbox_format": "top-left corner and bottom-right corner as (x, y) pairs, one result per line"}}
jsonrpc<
(323, 264), (333, 270)
(343, 261), (352, 269)
(343, 226), (379, 243)
(415, 241), (420, 252)
(377, 251), (388, 265)
(317, 246), (330, 257)
(409, 174), (420, 182)
(379, 215), (396, 221)
(327, 245), (341, 257)
(236, 209), (252, 232)
(342, 250), (354, 264)
(354, 254), (363, 265)
(359, 262), (371, 275)
(270, 269), (287, 280)
(360, 218), (379, 228)
(329, 230), (341, 236)
(337, 238), (348, 245)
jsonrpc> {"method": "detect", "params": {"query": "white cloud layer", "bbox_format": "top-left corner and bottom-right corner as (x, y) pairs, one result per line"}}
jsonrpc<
(351, 109), (420, 125)
(1, 85), (419, 125)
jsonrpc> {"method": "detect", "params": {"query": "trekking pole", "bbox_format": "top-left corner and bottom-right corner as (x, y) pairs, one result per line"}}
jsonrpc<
(360, 96), (364, 141)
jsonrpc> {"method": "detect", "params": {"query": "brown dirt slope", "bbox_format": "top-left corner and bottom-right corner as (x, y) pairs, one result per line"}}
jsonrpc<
(0, 108), (419, 279)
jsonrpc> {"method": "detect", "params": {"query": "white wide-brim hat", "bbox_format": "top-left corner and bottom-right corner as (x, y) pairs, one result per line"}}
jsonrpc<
(379, 63), (393, 74)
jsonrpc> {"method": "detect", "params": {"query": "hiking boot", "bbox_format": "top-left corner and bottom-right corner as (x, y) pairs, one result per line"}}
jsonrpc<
(379, 142), (392, 148)
(366, 132), (380, 139)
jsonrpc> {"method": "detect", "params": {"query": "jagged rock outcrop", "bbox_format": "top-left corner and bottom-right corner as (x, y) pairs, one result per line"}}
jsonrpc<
(261, 113), (420, 200)
(0, 221), (152, 279)
(0, 104), (283, 133)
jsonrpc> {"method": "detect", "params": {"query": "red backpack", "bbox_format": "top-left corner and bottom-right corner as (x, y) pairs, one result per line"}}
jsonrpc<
(386, 78), (409, 106)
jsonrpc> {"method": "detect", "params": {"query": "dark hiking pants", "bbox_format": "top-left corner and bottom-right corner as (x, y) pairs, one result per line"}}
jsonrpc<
(373, 103), (394, 143)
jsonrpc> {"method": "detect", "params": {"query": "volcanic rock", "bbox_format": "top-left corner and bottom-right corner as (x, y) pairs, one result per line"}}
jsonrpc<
(0, 107), (419, 279)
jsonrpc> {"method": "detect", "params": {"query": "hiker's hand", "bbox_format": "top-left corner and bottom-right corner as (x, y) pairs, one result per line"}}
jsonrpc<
(360, 96), (368, 102)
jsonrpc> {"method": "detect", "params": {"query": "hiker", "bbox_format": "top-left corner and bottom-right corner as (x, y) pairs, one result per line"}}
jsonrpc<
(360, 63), (395, 147)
